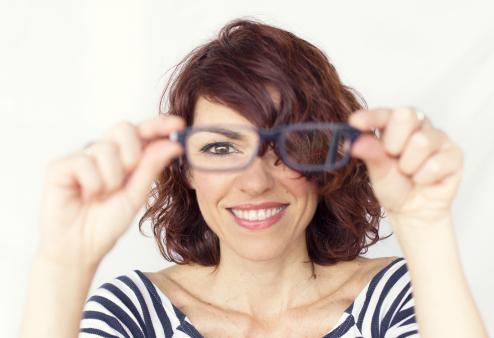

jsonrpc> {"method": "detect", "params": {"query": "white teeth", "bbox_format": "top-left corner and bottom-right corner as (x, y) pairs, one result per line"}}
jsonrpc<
(231, 206), (285, 221)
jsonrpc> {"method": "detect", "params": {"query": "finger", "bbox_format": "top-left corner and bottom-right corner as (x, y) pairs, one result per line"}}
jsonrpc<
(348, 107), (393, 131)
(413, 143), (464, 185)
(83, 142), (126, 194)
(398, 127), (447, 176)
(102, 121), (142, 172)
(381, 107), (426, 156)
(44, 153), (104, 202)
(124, 139), (183, 211)
(138, 114), (186, 141)
(351, 133), (395, 181)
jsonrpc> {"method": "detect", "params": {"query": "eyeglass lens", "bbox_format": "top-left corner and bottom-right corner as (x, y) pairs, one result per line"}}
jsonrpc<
(281, 127), (351, 170)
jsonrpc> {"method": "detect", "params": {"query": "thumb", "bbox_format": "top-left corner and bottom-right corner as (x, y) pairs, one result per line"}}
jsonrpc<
(124, 139), (183, 210)
(351, 133), (394, 182)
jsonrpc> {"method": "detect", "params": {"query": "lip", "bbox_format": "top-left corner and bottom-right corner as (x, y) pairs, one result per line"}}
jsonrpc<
(228, 201), (289, 211)
(227, 204), (288, 231)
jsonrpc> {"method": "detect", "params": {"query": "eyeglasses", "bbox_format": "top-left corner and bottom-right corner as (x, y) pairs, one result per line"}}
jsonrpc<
(169, 122), (361, 172)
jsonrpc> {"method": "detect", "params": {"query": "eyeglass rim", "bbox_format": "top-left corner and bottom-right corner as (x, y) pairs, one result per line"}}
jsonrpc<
(169, 122), (361, 172)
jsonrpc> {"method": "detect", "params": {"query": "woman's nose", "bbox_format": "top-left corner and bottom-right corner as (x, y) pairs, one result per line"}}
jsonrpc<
(234, 156), (276, 196)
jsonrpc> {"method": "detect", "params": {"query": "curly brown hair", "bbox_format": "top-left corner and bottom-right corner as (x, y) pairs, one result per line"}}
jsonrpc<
(139, 18), (388, 266)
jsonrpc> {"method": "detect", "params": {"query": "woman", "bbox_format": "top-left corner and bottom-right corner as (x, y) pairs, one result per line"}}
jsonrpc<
(19, 19), (487, 338)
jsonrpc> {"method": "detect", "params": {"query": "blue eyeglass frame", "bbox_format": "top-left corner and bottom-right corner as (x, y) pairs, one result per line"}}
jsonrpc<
(169, 122), (361, 172)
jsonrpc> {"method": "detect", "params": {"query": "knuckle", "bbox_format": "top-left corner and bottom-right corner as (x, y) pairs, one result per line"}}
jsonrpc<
(100, 141), (120, 154)
(385, 144), (401, 156)
(87, 141), (119, 157)
(394, 107), (415, 122)
(434, 129), (449, 145)
(398, 158), (413, 175)
(86, 174), (103, 192)
(77, 157), (103, 190)
(411, 132), (430, 149)
(82, 142), (98, 154)
(427, 159), (442, 174)
(115, 121), (137, 136)
(78, 153), (97, 168)
(435, 128), (448, 139)
(114, 119), (134, 130)
(105, 172), (125, 193)
(105, 120), (136, 139)
(106, 177), (122, 191)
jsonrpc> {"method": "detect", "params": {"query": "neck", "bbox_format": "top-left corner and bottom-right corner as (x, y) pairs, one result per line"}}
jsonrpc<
(205, 236), (321, 319)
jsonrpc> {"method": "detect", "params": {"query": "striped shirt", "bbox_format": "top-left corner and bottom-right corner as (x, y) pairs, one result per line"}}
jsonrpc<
(79, 257), (419, 337)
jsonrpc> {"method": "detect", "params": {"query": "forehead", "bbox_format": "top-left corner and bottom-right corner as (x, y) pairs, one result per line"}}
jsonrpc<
(192, 85), (281, 128)
(192, 96), (251, 127)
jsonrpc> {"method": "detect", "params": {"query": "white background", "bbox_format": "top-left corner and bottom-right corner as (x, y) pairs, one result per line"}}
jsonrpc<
(1, 0), (493, 336)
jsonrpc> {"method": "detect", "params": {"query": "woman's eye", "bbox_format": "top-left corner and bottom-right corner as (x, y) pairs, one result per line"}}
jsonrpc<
(201, 143), (237, 155)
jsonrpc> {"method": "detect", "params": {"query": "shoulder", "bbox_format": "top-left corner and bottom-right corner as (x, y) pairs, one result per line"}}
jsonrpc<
(367, 255), (411, 293)
(361, 255), (402, 271)
(322, 256), (402, 295)
(361, 255), (407, 285)
(352, 255), (411, 305)
(350, 256), (419, 337)
(79, 270), (184, 337)
(144, 263), (217, 308)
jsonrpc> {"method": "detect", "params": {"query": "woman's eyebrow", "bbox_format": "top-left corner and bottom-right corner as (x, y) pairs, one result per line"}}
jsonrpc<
(201, 128), (246, 140)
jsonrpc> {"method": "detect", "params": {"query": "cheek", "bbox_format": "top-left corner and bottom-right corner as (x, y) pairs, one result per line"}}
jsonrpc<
(191, 171), (236, 216)
(191, 172), (237, 236)
(283, 176), (320, 221)
(274, 161), (318, 195)
(281, 175), (318, 197)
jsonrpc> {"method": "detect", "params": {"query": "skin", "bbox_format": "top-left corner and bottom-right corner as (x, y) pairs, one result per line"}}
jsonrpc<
(18, 94), (488, 337)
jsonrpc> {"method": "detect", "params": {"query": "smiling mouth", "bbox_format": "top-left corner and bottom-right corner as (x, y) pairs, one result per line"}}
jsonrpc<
(227, 204), (288, 221)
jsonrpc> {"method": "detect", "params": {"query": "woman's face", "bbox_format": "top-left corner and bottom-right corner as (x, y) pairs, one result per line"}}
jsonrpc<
(186, 95), (319, 262)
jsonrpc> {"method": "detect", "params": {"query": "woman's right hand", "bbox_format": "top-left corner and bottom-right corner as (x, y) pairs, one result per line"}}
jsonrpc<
(38, 114), (185, 268)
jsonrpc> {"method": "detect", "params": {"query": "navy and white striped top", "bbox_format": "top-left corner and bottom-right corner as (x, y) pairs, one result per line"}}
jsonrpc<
(79, 257), (419, 337)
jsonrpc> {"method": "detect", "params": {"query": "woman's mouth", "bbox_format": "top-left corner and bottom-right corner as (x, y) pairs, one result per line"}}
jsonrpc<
(227, 204), (289, 230)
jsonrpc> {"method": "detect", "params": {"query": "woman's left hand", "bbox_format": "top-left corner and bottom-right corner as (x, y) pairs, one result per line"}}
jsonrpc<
(348, 107), (464, 225)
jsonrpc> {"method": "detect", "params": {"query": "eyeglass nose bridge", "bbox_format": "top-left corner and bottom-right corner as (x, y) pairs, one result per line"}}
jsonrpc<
(255, 128), (283, 157)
